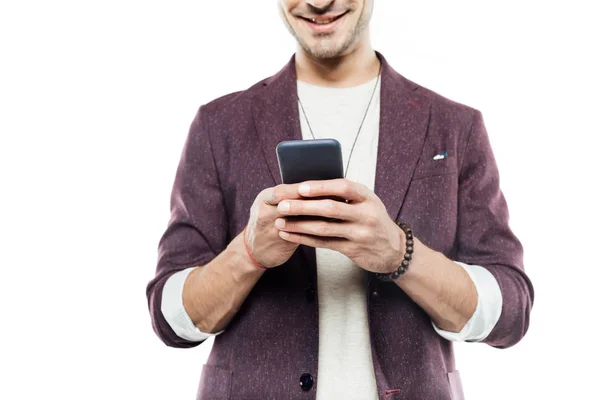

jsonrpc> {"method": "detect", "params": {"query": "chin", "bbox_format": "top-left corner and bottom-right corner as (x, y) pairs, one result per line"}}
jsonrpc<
(304, 37), (358, 60)
(296, 27), (357, 58)
(298, 26), (362, 60)
(303, 43), (345, 59)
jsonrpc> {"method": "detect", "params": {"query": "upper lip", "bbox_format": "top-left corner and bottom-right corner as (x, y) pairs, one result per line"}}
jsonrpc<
(299, 11), (348, 24)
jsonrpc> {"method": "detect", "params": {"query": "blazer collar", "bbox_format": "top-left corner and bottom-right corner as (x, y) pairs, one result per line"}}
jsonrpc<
(252, 51), (431, 224)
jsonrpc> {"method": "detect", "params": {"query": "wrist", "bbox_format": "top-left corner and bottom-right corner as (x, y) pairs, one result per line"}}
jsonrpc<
(243, 226), (270, 271)
(229, 233), (267, 279)
(376, 221), (414, 281)
(387, 224), (406, 273)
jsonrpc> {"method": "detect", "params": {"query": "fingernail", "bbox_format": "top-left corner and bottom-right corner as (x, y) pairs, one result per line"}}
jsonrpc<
(279, 201), (290, 213)
(275, 218), (286, 229)
(298, 183), (310, 195)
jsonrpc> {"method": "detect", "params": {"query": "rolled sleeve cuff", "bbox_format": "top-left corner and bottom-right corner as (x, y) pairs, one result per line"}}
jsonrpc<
(432, 262), (503, 342)
(161, 267), (224, 342)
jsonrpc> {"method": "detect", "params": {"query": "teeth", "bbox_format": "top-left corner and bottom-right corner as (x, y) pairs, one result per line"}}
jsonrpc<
(310, 17), (336, 25)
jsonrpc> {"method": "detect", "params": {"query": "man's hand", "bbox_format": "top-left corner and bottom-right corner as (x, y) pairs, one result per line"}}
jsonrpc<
(274, 179), (404, 274)
(245, 184), (305, 268)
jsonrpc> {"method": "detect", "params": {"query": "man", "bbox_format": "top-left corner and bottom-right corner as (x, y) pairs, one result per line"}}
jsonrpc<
(146, 0), (534, 399)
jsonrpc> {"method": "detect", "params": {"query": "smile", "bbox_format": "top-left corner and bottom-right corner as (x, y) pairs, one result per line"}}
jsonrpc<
(299, 11), (349, 33)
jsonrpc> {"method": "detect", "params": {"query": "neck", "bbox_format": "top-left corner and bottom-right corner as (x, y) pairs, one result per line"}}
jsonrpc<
(295, 39), (380, 88)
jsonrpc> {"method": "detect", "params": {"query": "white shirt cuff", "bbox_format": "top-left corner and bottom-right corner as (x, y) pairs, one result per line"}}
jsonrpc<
(432, 262), (503, 342)
(161, 267), (224, 342)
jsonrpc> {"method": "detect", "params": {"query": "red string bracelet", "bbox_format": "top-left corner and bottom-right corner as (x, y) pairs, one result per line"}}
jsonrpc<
(243, 226), (268, 271)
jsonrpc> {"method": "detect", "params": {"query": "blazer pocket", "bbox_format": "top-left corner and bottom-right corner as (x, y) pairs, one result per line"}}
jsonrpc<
(197, 364), (232, 400)
(412, 156), (458, 180)
(448, 370), (465, 400)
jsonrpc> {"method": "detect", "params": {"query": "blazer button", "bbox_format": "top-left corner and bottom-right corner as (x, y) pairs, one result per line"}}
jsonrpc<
(300, 373), (314, 391)
(305, 286), (315, 303)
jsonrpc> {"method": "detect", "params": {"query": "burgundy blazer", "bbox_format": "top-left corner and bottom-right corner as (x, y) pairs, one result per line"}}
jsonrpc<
(146, 52), (534, 400)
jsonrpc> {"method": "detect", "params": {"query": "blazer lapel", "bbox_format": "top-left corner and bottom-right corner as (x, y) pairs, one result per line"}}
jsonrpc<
(374, 52), (431, 223)
(252, 54), (302, 187)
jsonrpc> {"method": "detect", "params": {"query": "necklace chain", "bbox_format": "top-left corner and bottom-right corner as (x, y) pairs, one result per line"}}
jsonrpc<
(297, 63), (382, 179)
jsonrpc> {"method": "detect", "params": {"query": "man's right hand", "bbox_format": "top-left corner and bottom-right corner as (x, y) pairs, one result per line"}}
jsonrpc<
(181, 184), (303, 333)
(244, 184), (303, 268)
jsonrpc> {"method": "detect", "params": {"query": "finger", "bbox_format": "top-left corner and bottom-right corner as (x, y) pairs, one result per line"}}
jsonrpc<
(278, 231), (348, 252)
(275, 218), (354, 240)
(277, 198), (358, 221)
(262, 184), (304, 206)
(297, 179), (369, 202)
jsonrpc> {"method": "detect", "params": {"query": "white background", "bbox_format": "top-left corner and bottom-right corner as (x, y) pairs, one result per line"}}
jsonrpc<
(1, 1), (598, 399)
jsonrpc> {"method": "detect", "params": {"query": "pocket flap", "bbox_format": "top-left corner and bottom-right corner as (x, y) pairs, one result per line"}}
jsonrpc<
(413, 155), (458, 179)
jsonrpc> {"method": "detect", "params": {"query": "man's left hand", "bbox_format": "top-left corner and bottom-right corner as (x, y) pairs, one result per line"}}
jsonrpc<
(275, 179), (404, 274)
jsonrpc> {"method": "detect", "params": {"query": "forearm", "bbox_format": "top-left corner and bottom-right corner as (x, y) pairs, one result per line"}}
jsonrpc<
(395, 238), (478, 333)
(182, 232), (265, 333)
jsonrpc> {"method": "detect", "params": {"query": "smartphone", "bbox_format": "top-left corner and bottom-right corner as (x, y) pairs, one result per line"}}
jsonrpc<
(276, 138), (344, 184)
(276, 139), (346, 221)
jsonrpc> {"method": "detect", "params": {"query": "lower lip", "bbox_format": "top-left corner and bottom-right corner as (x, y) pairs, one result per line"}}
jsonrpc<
(302, 13), (347, 34)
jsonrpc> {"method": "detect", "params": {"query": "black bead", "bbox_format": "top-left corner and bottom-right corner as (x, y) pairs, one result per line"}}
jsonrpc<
(388, 220), (413, 279)
(300, 373), (314, 391)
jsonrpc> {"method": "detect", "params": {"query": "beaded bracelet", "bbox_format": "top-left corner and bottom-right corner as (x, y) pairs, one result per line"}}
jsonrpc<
(374, 221), (414, 281)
